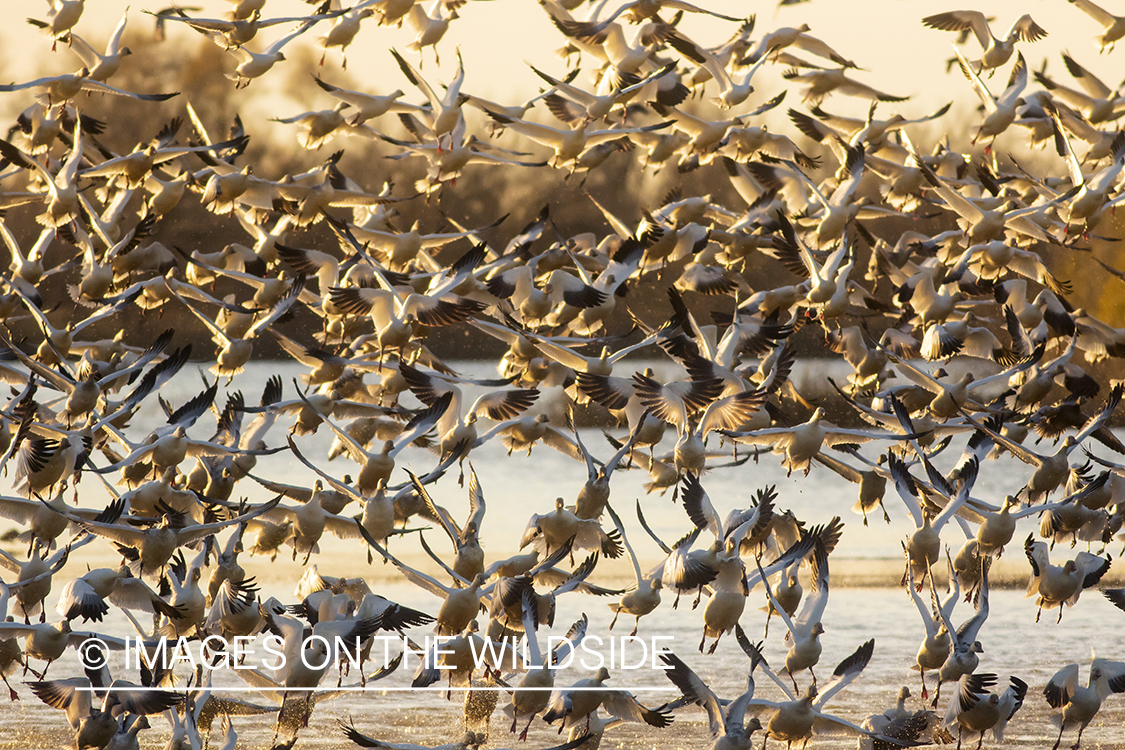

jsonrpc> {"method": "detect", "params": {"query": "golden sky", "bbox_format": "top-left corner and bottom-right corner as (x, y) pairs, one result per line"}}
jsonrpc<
(3, 0), (1123, 149)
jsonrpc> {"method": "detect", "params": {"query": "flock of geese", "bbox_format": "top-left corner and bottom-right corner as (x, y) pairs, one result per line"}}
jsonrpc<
(4, 0), (1125, 749)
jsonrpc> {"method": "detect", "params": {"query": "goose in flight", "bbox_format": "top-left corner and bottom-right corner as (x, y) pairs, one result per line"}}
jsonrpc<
(64, 8), (131, 83)
(755, 539), (831, 692)
(667, 31), (770, 109)
(949, 49), (1029, 146)
(904, 554), (959, 700)
(741, 23), (857, 68)
(604, 503), (662, 636)
(1024, 534), (1110, 623)
(942, 672), (1028, 749)
(931, 561), (991, 706)
(313, 76), (426, 126)
(224, 20), (317, 88)
(555, 0), (740, 39)
(26, 0), (85, 51)
(660, 648), (764, 750)
(922, 11), (1047, 73)
(500, 589), (587, 740)
(541, 666), (673, 735)
(1044, 659), (1125, 750)
(55, 496), (280, 579)
(0, 69), (179, 105)
(740, 636), (889, 747)
(1066, 0), (1125, 51)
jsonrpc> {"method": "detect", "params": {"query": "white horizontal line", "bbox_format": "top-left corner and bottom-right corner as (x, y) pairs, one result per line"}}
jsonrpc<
(76, 686), (675, 692)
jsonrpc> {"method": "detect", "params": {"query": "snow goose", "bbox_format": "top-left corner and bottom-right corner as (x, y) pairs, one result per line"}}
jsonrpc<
(566, 418), (639, 520)
(317, 3), (377, 68)
(397, 362), (537, 480)
(0, 118), (84, 228)
(660, 649), (763, 750)
(889, 454), (978, 587)
(922, 11), (1047, 73)
(666, 30), (768, 109)
(174, 278), (302, 379)
(560, 0), (740, 38)
(389, 46), (464, 146)
(0, 536), (92, 622)
(57, 497), (280, 579)
(741, 24), (857, 68)
(1047, 106), (1125, 231)
(780, 146), (869, 248)
(1044, 659), (1125, 749)
(286, 389), (448, 496)
(520, 497), (622, 560)
(148, 6), (328, 49)
(204, 576), (262, 641)
(542, 666), (672, 735)
(956, 385), (1120, 503)
(604, 503), (661, 636)
(270, 103), (365, 150)
(238, 605), (357, 745)
(1067, 0), (1125, 51)
(721, 406), (915, 478)
(357, 529), (494, 636)
(858, 688), (946, 750)
(932, 561), (990, 706)
(633, 363), (765, 476)
(54, 560), (182, 625)
(501, 589), (587, 739)
(1035, 52), (1125, 124)
(408, 466), (486, 580)
(782, 68), (908, 106)
(942, 672), (1027, 749)
(1024, 534), (1110, 622)
(742, 637), (887, 748)
(404, 0), (456, 63)
(64, 9), (131, 82)
(26, 639), (182, 734)
(225, 20), (317, 88)
(532, 62), (674, 123)
(755, 539), (831, 691)
(698, 546), (750, 654)
(950, 48), (1028, 146)
(904, 553), (959, 699)
(0, 622), (139, 680)
(313, 76), (425, 126)
(27, 0), (85, 50)
(486, 108), (673, 170)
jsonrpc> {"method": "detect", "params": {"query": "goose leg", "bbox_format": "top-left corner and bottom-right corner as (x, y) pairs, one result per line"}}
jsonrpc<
(2, 672), (17, 700)
(1051, 723), (1064, 750)
(271, 693), (286, 747)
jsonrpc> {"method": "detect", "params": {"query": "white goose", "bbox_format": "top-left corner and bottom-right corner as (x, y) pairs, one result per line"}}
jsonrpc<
(923, 11), (1047, 72)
